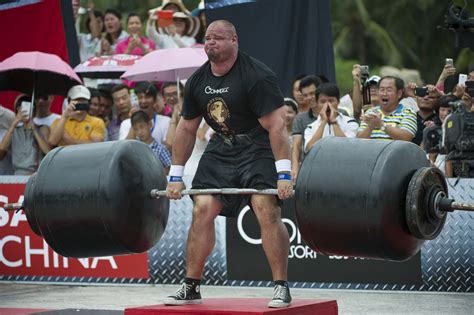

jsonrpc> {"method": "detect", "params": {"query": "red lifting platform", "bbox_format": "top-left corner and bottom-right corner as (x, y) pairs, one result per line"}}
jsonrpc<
(125, 298), (338, 315)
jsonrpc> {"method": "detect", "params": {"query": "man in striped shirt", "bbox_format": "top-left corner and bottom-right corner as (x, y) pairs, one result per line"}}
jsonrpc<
(357, 76), (417, 141)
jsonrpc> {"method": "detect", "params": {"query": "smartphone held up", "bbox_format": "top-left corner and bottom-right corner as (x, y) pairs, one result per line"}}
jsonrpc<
(20, 101), (32, 120)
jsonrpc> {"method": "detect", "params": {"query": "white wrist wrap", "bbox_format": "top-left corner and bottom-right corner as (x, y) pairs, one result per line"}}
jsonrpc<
(275, 159), (291, 173)
(169, 165), (185, 177)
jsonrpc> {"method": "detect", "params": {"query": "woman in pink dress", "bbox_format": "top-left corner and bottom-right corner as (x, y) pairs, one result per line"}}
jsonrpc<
(116, 13), (155, 56)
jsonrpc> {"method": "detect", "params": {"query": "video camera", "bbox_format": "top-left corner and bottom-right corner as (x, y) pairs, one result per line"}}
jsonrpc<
(423, 99), (474, 177)
(360, 65), (372, 105)
(442, 100), (474, 159)
(439, 3), (474, 48)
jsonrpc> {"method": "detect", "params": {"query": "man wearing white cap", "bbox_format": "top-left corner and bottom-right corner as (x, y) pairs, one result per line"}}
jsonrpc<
(49, 85), (105, 147)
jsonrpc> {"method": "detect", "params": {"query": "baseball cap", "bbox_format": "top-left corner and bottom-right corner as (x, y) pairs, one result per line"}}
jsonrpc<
(367, 75), (381, 85)
(67, 85), (91, 100)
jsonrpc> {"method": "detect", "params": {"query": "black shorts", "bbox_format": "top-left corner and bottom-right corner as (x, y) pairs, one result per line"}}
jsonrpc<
(192, 127), (280, 217)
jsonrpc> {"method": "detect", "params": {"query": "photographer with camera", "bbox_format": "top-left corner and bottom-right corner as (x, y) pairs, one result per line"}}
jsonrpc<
(422, 95), (458, 176)
(405, 83), (443, 146)
(452, 69), (474, 112)
(435, 60), (456, 93)
(351, 64), (381, 121)
(439, 92), (474, 179)
(0, 95), (51, 175)
(146, 9), (196, 49)
(49, 86), (106, 147)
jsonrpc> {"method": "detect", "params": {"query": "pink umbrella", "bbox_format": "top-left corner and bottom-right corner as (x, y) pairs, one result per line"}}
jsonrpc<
(74, 54), (142, 79)
(121, 47), (208, 83)
(0, 51), (82, 97)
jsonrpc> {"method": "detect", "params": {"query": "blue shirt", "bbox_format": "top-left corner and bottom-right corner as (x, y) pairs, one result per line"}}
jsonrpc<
(149, 140), (171, 168)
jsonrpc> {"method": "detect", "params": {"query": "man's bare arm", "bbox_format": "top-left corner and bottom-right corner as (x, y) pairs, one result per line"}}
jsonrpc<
(258, 106), (290, 161)
(171, 116), (202, 165)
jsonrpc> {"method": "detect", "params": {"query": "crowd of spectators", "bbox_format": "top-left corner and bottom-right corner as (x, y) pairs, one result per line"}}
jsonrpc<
(75, 0), (204, 60)
(0, 0), (473, 179)
(289, 64), (474, 179)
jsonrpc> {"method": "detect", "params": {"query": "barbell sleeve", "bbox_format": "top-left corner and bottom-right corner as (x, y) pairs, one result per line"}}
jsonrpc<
(150, 188), (295, 198)
(3, 202), (23, 212)
(451, 202), (474, 212)
(437, 197), (474, 212)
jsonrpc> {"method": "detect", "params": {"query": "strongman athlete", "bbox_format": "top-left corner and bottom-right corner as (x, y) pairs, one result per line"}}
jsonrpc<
(165, 20), (294, 308)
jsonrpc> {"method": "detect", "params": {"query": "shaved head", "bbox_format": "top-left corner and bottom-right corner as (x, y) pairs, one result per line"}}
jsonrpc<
(204, 19), (238, 64)
(207, 20), (237, 37)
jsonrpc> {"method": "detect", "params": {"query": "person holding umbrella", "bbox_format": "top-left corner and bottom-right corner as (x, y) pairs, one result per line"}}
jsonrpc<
(0, 95), (51, 175)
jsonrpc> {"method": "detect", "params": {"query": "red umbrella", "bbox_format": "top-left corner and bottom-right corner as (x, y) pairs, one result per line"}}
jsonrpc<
(74, 54), (142, 79)
(0, 51), (82, 97)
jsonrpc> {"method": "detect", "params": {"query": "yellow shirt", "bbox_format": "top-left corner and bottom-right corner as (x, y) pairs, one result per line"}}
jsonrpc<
(52, 114), (105, 146)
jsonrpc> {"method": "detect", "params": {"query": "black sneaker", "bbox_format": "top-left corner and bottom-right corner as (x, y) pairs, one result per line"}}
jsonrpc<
(163, 282), (202, 305)
(267, 283), (292, 308)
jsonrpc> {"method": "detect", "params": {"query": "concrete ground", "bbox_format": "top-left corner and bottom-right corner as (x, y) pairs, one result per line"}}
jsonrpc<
(0, 283), (472, 314)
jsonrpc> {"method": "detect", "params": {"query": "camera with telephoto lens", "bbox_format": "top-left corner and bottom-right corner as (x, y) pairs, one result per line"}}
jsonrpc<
(441, 100), (474, 160)
(360, 65), (371, 105)
(423, 126), (443, 154)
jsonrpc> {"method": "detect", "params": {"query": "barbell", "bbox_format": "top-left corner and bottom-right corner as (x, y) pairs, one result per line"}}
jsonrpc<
(3, 138), (473, 261)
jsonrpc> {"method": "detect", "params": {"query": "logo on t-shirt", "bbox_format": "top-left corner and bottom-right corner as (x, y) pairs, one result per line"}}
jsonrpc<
(205, 86), (230, 95)
(207, 97), (230, 134)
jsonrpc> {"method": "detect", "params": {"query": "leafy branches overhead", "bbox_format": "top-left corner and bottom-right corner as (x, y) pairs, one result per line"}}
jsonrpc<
(333, 0), (402, 68)
(331, 0), (474, 84)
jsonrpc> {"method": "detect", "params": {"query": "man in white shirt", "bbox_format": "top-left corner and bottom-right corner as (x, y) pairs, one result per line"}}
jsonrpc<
(33, 95), (60, 127)
(119, 82), (170, 145)
(304, 82), (359, 153)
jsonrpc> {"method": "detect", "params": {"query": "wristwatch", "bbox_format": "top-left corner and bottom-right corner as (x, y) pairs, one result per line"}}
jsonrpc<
(380, 123), (387, 132)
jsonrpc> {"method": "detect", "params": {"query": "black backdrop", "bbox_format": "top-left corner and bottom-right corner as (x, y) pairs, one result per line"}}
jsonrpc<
(205, 0), (335, 96)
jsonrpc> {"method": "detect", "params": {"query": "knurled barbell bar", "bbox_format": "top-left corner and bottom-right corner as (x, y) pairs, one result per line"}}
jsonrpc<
(3, 138), (473, 261)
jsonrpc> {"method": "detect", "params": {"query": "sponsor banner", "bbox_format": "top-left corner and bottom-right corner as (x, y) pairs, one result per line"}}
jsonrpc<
(227, 197), (422, 285)
(0, 183), (149, 279)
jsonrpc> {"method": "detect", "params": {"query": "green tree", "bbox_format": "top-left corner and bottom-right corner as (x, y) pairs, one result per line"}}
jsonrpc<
(332, 0), (474, 92)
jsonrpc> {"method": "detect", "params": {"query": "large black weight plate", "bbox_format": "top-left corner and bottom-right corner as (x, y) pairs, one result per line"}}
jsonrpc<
(295, 137), (429, 261)
(23, 174), (41, 236)
(406, 167), (448, 240)
(26, 140), (169, 258)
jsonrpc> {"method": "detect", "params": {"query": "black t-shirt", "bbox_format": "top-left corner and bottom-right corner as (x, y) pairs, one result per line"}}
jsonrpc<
(181, 51), (284, 136)
(412, 112), (441, 145)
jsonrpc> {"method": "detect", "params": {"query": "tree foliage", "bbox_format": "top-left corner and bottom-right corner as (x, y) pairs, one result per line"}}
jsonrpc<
(332, 0), (474, 91)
